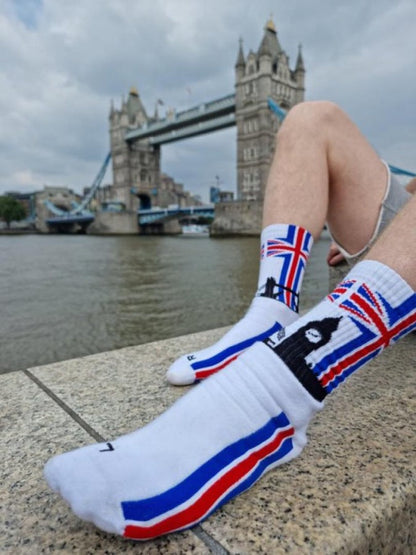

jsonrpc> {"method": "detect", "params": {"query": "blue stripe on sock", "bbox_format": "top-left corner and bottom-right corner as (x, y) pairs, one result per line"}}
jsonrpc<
(325, 349), (382, 393)
(121, 412), (290, 522)
(191, 321), (283, 371)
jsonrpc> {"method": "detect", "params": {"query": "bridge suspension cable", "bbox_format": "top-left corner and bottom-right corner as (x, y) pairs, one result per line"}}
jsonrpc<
(71, 152), (112, 214)
(44, 152), (112, 221)
(267, 98), (416, 178)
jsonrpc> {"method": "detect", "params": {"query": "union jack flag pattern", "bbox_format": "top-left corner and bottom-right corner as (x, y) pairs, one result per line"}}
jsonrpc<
(309, 261), (416, 394)
(258, 224), (313, 311)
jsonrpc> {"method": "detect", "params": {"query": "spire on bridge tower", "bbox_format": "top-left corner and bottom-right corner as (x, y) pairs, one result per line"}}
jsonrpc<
(258, 17), (282, 57)
(265, 16), (276, 33)
(236, 37), (245, 67)
(126, 86), (148, 126)
(235, 37), (246, 80)
(295, 43), (305, 72)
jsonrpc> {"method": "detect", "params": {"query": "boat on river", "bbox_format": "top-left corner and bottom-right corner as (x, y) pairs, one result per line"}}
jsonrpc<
(181, 224), (210, 237)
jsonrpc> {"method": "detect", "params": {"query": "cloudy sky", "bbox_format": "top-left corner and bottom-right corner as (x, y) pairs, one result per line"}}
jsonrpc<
(1, 0), (415, 201)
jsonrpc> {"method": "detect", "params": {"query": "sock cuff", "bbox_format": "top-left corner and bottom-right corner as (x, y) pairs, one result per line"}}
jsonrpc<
(258, 224), (314, 313)
(347, 260), (414, 290)
(240, 342), (324, 427)
(261, 223), (314, 248)
(343, 260), (416, 315)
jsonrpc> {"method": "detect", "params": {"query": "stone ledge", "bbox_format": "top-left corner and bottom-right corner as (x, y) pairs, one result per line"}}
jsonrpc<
(1, 328), (415, 553)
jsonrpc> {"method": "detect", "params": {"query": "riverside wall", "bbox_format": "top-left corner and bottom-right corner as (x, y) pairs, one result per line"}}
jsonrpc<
(87, 211), (139, 235)
(211, 200), (262, 236)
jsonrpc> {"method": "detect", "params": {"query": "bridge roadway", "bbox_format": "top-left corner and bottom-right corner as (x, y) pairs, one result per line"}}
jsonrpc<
(45, 205), (214, 230)
(125, 94), (236, 145)
(138, 205), (214, 225)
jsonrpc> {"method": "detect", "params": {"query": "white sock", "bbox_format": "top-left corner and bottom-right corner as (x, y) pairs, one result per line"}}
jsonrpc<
(44, 341), (322, 540)
(167, 224), (313, 385)
(262, 260), (416, 399)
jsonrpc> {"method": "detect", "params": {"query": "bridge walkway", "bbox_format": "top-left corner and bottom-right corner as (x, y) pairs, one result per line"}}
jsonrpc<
(125, 94), (236, 145)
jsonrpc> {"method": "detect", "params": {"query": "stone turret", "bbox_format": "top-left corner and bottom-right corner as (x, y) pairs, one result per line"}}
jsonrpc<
(109, 87), (160, 211)
(235, 18), (305, 201)
(126, 87), (148, 126)
(258, 18), (282, 57)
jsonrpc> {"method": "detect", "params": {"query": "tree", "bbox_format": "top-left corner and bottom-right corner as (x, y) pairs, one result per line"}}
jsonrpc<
(0, 196), (26, 228)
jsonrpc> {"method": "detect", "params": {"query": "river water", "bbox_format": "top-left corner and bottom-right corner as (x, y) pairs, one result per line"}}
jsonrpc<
(0, 234), (331, 374)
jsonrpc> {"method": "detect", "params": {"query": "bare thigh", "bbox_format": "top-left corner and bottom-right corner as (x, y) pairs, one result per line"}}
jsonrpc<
(326, 111), (388, 254)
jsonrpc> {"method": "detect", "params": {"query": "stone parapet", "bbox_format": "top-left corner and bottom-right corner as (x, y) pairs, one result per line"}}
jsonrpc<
(211, 200), (262, 236)
(1, 329), (415, 553)
(87, 211), (138, 234)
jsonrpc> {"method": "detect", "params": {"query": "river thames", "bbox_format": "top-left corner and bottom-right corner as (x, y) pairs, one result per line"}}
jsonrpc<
(0, 234), (331, 374)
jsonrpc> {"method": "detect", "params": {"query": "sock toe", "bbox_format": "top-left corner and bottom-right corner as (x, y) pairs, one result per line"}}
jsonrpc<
(44, 455), (62, 493)
(44, 446), (126, 535)
(166, 356), (195, 385)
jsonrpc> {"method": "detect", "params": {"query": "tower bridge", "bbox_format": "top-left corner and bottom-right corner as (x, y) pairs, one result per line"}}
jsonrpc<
(109, 18), (305, 213)
(41, 19), (306, 234)
(37, 18), (416, 235)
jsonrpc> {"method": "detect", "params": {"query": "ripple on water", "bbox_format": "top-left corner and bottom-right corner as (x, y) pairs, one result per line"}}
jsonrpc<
(0, 234), (330, 373)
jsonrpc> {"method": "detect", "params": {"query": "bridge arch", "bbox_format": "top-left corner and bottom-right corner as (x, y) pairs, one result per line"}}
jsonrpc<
(137, 192), (151, 210)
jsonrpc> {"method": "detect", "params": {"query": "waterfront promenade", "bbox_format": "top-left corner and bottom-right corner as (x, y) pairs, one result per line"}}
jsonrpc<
(1, 327), (415, 553)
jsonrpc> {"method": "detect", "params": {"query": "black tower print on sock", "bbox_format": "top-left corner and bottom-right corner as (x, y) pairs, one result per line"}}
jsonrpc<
(99, 442), (115, 452)
(264, 317), (342, 401)
(259, 276), (299, 311)
(260, 277), (280, 299)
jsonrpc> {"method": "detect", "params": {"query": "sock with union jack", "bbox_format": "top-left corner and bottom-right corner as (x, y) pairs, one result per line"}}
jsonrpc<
(167, 223), (313, 385)
(263, 260), (416, 397)
(44, 260), (416, 540)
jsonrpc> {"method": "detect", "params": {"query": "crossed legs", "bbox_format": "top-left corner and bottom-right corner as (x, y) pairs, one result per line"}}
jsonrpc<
(168, 101), (391, 385)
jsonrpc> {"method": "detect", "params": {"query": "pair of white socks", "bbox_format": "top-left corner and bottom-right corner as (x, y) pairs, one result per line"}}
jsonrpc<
(44, 225), (416, 541)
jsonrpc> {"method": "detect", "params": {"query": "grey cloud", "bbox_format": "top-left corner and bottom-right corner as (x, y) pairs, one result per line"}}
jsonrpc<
(0, 0), (415, 200)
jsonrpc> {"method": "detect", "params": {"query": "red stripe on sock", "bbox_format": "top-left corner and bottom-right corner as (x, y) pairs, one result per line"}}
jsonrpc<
(194, 354), (239, 380)
(123, 426), (295, 540)
(285, 228), (306, 306)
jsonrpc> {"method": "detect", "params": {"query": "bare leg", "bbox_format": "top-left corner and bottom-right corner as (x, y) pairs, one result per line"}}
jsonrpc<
(366, 193), (416, 289)
(263, 101), (387, 254)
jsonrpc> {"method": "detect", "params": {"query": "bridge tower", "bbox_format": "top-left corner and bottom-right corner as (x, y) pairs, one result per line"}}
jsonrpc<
(109, 87), (160, 211)
(235, 19), (305, 201)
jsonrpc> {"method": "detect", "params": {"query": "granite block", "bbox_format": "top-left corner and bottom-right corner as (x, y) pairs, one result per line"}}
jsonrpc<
(30, 327), (228, 439)
(0, 371), (210, 554)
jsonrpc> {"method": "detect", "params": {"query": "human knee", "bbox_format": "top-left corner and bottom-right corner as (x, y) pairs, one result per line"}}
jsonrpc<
(277, 101), (345, 143)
